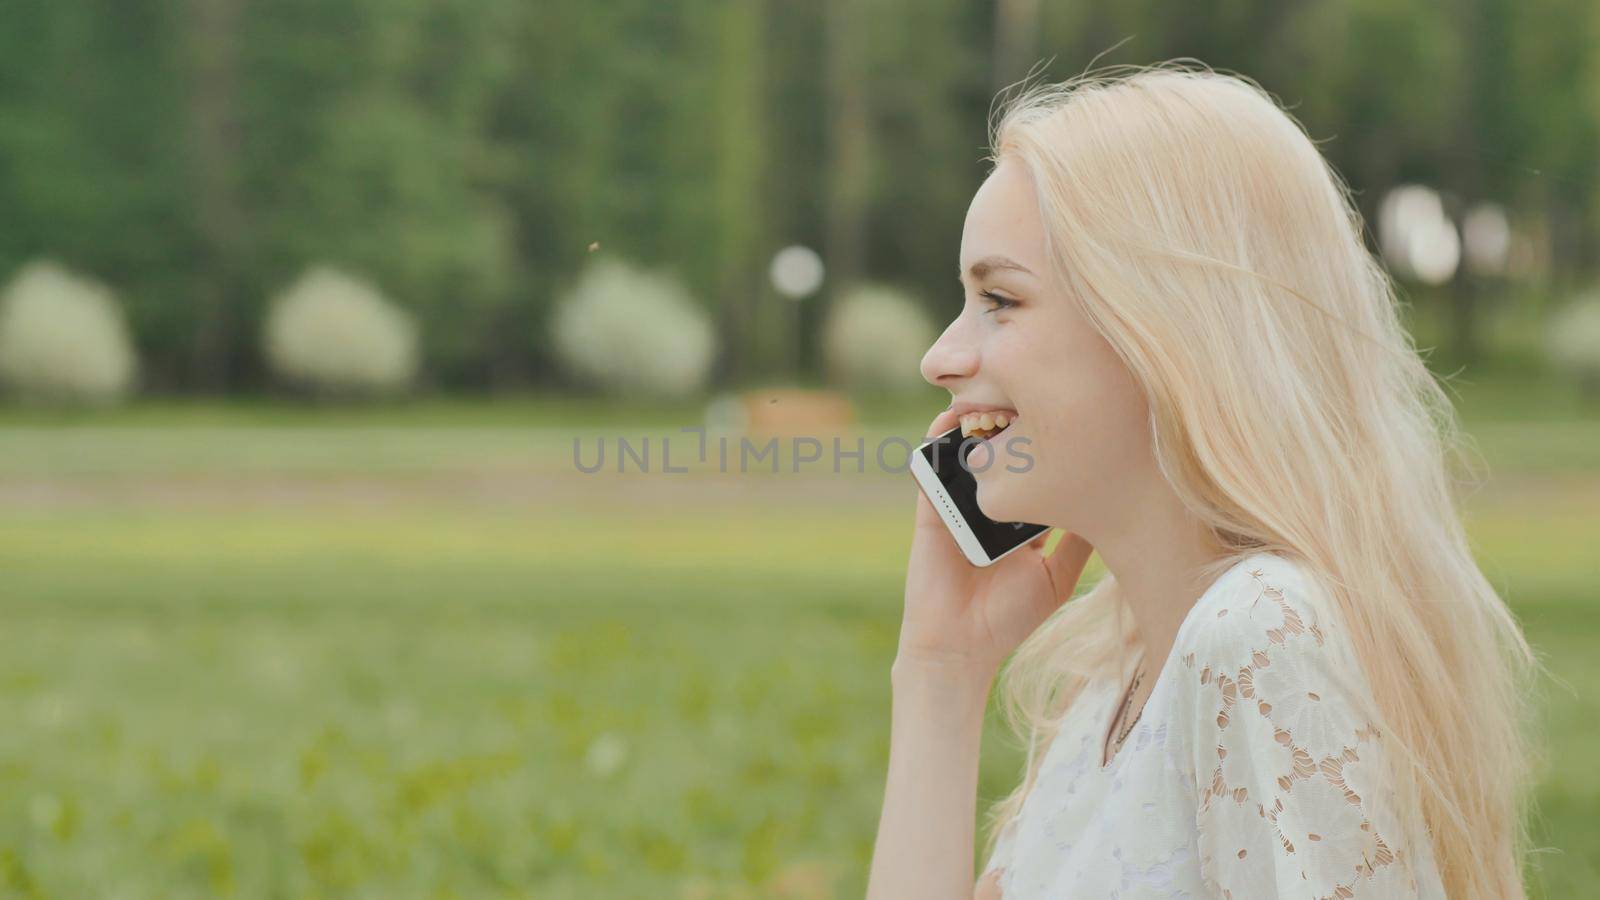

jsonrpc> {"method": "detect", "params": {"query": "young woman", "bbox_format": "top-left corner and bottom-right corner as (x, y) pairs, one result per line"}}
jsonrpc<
(866, 63), (1537, 899)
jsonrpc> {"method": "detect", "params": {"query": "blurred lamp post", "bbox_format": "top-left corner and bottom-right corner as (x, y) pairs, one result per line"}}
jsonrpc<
(1462, 203), (1511, 276)
(770, 245), (825, 378)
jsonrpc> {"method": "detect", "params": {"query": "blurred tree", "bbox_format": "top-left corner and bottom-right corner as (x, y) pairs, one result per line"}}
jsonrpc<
(992, 0), (1041, 97)
(0, 0), (193, 388)
(502, 0), (742, 388)
(1443, 0), (1516, 367)
(1506, 0), (1600, 282)
(815, 0), (874, 380)
(0, 0), (1596, 393)
(811, 0), (988, 383)
(183, 0), (248, 391)
(759, 0), (829, 379)
(867, 0), (990, 353)
(240, 0), (518, 388)
(702, 0), (768, 384)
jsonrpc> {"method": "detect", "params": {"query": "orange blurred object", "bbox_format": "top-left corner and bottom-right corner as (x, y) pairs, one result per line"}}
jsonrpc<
(740, 388), (855, 437)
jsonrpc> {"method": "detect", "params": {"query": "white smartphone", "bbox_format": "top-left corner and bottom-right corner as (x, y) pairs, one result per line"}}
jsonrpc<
(908, 425), (1050, 567)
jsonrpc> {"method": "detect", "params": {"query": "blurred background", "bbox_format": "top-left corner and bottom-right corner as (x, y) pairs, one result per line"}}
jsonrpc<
(0, 0), (1597, 897)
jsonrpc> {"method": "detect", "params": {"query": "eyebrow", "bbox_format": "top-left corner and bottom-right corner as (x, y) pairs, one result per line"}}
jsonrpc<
(957, 255), (1035, 284)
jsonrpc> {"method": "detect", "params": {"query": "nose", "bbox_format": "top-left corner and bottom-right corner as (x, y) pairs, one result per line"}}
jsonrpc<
(920, 316), (979, 390)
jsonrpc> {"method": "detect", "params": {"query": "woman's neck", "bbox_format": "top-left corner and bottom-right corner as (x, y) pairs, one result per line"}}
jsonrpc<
(1092, 500), (1226, 666)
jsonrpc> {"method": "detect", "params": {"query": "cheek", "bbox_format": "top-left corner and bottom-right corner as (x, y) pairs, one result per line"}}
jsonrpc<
(1022, 343), (1150, 477)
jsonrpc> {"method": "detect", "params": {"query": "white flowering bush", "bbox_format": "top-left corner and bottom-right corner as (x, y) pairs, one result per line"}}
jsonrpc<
(822, 283), (935, 392)
(1546, 290), (1600, 397)
(0, 260), (138, 404)
(263, 266), (419, 395)
(550, 258), (716, 398)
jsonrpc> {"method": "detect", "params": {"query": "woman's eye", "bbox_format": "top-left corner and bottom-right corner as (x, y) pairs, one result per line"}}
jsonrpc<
(979, 291), (1016, 315)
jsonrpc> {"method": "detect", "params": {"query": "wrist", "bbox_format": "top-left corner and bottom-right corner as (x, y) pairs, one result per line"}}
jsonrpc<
(890, 649), (997, 695)
(889, 657), (994, 731)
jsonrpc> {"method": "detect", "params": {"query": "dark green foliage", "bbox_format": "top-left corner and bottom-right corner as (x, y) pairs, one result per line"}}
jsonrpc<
(0, 0), (1595, 391)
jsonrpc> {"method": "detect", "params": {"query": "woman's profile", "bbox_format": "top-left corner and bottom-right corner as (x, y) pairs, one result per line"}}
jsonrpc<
(866, 62), (1537, 899)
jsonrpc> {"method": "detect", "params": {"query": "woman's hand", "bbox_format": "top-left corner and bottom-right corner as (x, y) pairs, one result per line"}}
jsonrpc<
(899, 407), (1095, 681)
(973, 868), (1005, 900)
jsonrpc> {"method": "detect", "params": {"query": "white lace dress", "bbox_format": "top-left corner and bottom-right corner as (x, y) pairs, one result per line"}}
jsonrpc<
(981, 551), (1447, 899)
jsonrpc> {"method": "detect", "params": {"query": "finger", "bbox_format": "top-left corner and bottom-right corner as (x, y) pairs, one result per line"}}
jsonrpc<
(912, 407), (962, 517)
(975, 868), (1005, 900)
(1043, 531), (1094, 603)
(925, 406), (961, 440)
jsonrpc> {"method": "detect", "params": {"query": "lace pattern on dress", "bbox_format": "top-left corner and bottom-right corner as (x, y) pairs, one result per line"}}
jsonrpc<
(1182, 564), (1426, 900)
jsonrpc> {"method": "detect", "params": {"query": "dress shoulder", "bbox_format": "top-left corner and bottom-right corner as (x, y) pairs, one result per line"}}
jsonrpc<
(1172, 552), (1441, 898)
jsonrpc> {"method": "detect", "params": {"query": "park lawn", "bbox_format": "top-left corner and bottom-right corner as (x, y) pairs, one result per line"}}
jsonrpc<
(0, 381), (1593, 898)
(0, 480), (1591, 898)
(0, 502), (917, 899)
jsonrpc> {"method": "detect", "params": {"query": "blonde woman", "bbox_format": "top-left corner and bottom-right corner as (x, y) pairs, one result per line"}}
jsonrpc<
(866, 63), (1537, 900)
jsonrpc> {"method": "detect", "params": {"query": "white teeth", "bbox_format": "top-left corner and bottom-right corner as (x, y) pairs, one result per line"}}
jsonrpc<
(956, 410), (1016, 439)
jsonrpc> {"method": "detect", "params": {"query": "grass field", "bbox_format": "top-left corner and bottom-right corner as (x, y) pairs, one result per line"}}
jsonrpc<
(0, 389), (1594, 898)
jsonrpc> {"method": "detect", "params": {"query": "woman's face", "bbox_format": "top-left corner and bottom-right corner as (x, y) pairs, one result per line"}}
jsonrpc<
(920, 157), (1153, 532)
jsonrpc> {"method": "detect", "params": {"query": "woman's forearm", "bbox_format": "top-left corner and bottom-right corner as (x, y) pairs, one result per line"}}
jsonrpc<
(865, 655), (994, 900)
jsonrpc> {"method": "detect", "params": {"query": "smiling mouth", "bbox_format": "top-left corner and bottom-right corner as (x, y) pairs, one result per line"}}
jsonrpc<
(959, 410), (1017, 442)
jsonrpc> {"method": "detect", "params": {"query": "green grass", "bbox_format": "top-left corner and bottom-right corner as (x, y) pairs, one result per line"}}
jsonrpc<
(0, 390), (1593, 897)
(0, 504), (917, 899)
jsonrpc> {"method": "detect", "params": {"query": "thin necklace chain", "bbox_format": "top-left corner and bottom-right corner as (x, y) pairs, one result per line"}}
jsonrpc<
(1107, 662), (1148, 759)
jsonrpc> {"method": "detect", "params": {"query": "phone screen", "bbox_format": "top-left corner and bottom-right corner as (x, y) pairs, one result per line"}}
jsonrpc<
(918, 426), (1050, 559)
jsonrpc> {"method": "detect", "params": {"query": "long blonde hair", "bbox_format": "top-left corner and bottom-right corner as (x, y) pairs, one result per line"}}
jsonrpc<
(978, 61), (1540, 899)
